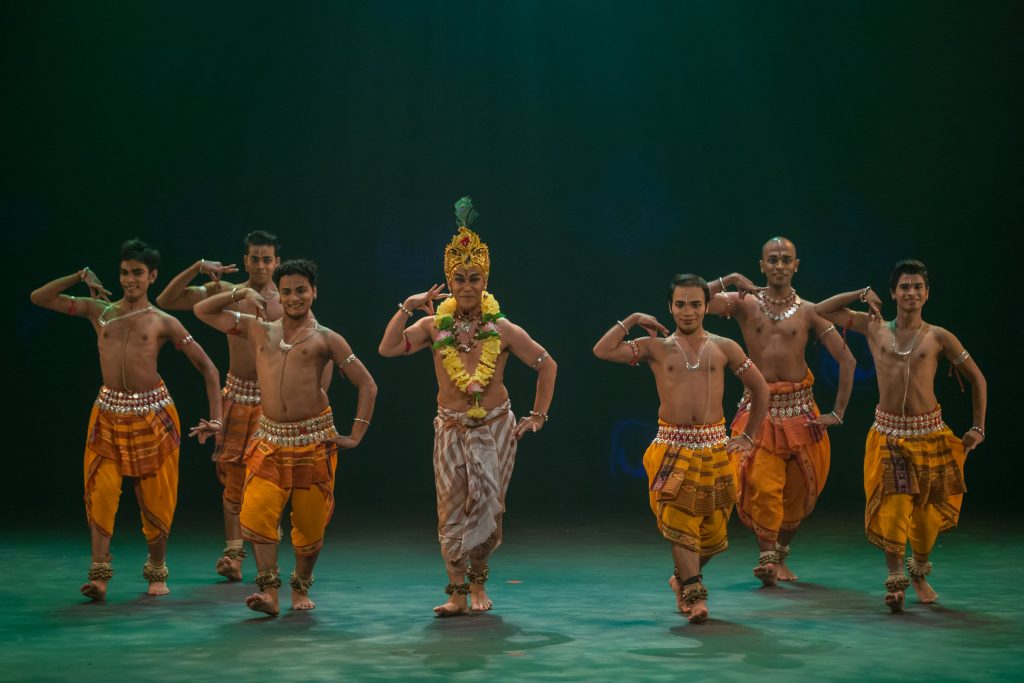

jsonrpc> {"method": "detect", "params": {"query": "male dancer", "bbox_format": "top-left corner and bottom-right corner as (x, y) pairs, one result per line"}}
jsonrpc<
(594, 274), (769, 622)
(705, 237), (856, 585)
(157, 230), (283, 581)
(379, 198), (557, 617)
(30, 239), (222, 600)
(816, 259), (986, 612)
(195, 258), (376, 615)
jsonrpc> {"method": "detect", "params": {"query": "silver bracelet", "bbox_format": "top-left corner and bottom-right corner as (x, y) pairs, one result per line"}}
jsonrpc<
(533, 351), (549, 368)
(616, 320), (629, 334)
(79, 267), (89, 282)
(829, 410), (843, 425)
(342, 353), (357, 366)
(718, 276), (726, 291)
(970, 426), (985, 438)
(199, 258), (207, 275)
(208, 418), (223, 428)
(859, 286), (871, 302)
(398, 303), (414, 318)
(953, 349), (970, 366)
(353, 417), (371, 426)
(737, 432), (754, 445)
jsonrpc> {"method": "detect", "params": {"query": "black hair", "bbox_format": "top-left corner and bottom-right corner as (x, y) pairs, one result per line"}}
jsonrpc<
(118, 238), (160, 270)
(667, 273), (710, 305)
(888, 259), (929, 292)
(273, 258), (318, 287)
(244, 230), (281, 256)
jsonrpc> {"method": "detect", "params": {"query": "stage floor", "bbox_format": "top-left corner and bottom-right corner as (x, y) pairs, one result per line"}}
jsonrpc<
(1, 514), (1021, 682)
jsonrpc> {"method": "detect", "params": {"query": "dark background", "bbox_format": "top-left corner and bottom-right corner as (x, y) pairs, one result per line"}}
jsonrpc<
(4, 2), (1018, 530)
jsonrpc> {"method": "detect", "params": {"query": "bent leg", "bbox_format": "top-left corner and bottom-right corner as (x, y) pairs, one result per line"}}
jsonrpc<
(289, 483), (333, 610)
(240, 474), (289, 616)
(135, 449), (179, 596)
(83, 453), (121, 601)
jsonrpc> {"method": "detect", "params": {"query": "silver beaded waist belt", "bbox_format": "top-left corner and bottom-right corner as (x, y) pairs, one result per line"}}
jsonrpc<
(739, 385), (816, 418)
(872, 407), (946, 438)
(652, 423), (728, 450)
(223, 373), (261, 405)
(95, 384), (174, 415)
(253, 410), (338, 447)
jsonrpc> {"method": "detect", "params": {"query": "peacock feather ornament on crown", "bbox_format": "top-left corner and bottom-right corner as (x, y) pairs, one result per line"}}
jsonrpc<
(434, 197), (504, 418)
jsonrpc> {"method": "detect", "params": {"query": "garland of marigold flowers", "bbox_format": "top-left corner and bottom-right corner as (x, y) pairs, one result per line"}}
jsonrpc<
(433, 292), (504, 418)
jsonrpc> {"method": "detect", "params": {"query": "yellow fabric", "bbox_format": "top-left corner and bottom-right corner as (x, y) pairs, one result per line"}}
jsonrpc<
(86, 393), (180, 478)
(83, 405), (180, 542)
(642, 420), (735, 557)
(730, 371), (830, 542)
(240, 450), (337, 556)
(864, 421), (967, 555)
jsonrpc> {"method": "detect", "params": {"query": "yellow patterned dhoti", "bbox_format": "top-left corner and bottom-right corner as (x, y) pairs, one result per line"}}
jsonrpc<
(730, 370), (830, 542)
(213, 373), (262, 515)
(643, 420), (736, 557)
(864, 406), (967, 556)
(83, 382), (180, 543)
(239, 408), (338, 556)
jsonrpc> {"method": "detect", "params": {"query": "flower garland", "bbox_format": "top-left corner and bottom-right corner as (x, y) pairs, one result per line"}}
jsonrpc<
(433, 291), (504, 418)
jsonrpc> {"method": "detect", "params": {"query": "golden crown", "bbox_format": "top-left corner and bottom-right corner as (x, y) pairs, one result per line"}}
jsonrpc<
(443, 197), (490, 280)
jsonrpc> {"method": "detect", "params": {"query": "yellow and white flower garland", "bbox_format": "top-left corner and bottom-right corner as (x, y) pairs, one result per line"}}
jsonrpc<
(434, 292), (503, 418)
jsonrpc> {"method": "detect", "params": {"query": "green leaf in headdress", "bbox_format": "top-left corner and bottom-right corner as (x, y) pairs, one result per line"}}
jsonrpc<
(454, 196), (479, 227)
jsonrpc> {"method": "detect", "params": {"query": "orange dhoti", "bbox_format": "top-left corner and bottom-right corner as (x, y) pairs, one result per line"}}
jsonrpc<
(239, 408), (339, 556)
(83, 383), (181, 543)
(213, 373), (262, 515)
(730, 371), (830, 543)
(643, 420), (736, 557)
(864, 406), (967, 556)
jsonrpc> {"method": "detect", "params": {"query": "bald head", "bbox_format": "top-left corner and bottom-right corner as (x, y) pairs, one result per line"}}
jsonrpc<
(761, 236), (796, 258)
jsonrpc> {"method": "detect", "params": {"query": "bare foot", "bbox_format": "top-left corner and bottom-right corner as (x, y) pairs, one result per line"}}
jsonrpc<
(668, 574), (690, 613)
(80, 579), (108, 601)
(147, 581), (170, 596)
(469, 584), (493, 611)
(216, 556), (242, 582)
(291, 589), (316, 610)
(754, 562), (778, 587)
(433, 593), (469, 617)
(885, 590), (905, 613)
(246, 590), (280, 616)
(776, 561), (799, 582)
(911, 577), (938, 604)
(687, 598), (709, 624)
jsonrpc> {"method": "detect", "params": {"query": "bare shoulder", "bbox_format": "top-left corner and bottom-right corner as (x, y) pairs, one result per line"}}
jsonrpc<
(711, 334), (744, 360)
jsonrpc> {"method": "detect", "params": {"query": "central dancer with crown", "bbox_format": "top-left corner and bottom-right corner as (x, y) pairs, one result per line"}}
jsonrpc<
(379, 197), (557, 616)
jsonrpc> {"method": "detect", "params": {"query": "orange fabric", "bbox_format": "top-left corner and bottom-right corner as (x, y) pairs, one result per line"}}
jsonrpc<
(240, 452), (337, 555)
(642, 420), (735, 557)
(242, 409), (336, 490)
(864, 420), (967, 555)
(86, 399), (180, 478)
(730, 371), (830, 541)
(83, 404), (180, 542)
(217, 459), (246, 514)
(214, 398), (262, 465)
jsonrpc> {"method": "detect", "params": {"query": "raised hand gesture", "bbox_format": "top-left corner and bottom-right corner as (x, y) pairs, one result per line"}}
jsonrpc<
(199, 260), (239, 282)
(404, 284), (448, 317)
(82, 268), (112, 302)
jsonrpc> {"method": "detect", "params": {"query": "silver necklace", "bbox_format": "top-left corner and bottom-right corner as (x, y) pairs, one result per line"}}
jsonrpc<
(889, 321), (925, 360)
(279, 320), (319, 352)
(673, 333), (711, 371)
(757, 291), (801, 322)
(98, 304), (154, 327)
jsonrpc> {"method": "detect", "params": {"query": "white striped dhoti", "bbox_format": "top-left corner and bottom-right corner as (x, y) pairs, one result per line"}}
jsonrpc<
(433, 400), (518, 563)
